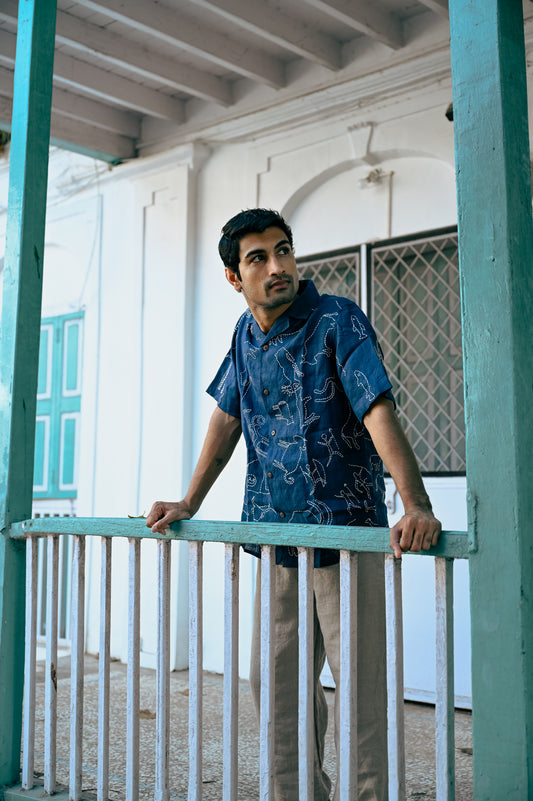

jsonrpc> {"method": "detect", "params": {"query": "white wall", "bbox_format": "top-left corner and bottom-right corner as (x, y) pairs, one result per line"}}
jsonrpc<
(0, 88), (467, 693)
(188, 103), (463, 687)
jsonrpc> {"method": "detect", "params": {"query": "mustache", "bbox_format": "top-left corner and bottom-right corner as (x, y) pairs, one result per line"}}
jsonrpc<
(265, 273), (294, 290)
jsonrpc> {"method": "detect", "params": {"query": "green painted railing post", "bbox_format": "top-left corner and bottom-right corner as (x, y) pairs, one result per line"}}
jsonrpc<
(0, 0), (57, 786)
(449, 0), (533, 796)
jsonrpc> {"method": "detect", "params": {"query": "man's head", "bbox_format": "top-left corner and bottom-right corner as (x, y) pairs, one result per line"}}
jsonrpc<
(219, 209), (299, 333)
(218, 208), (294, 279)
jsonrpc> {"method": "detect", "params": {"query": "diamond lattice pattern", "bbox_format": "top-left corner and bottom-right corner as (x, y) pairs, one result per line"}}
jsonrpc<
(298, 252), (359, 301)
(371, 235), (465, 473)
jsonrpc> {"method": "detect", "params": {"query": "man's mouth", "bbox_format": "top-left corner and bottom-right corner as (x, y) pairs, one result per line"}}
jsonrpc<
(267, 276), (292, 291)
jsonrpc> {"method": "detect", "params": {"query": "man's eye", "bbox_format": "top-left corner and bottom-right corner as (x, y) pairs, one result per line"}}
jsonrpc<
(251, 254), (264, 263)
(278, 247), (291, 256)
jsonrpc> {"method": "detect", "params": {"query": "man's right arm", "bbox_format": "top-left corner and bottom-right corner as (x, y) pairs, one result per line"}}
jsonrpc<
(145, 406), (242, 534)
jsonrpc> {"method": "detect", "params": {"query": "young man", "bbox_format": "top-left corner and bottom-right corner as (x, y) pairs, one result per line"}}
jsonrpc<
(147, 209), (441, 801)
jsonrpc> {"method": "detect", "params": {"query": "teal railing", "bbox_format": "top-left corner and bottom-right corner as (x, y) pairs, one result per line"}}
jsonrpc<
(8, 517), (469, 801)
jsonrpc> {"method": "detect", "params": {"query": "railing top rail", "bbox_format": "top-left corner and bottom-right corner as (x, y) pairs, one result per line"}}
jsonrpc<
(8, 518), (471, 559)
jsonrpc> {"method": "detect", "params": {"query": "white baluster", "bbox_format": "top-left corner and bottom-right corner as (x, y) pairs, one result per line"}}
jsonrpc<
(98, 537), (112, 801)
(385, 554), (406, 801)
(22, 536), (38, 789)
(260, 545), (275, 801)
(435, 557), (455, 801)
(223, 543), (239, 801)
(70, 536), (85, 801)
(156, 539), (171, 801)
(189, 540), (203, 801)
(126, 538), (140, 801)
(339, 550), (358, 801)
(44, 535), (59, 794)
(298, 547), (314, 801)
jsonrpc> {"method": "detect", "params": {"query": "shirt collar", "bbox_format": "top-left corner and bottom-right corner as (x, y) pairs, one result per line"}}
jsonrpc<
(247, 280), (320, 342)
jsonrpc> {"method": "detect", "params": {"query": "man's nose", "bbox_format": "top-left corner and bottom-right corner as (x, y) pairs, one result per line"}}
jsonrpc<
(267, 254), (283, 273)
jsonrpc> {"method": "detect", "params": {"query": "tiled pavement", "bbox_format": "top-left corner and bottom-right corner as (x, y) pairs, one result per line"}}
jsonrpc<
(28, 654), (473, 801)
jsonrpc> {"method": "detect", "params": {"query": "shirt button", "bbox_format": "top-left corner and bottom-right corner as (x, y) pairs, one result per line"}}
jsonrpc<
(267, 472), (273, 478)
(271, 430), (276, 436)
(263, 388), (269, 396)
(279, 511), (286, 518)
(262, 344), (269, 351)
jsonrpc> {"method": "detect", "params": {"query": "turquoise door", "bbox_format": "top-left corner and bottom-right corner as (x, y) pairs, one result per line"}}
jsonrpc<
(33, 313), (83, 500)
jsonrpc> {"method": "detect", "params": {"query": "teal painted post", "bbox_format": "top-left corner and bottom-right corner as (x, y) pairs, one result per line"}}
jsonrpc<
(449, 1), (533, 796)
(0, 0), (57, 787)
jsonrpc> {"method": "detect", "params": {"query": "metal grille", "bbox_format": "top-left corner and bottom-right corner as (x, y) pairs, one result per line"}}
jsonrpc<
(371, 233), (465, 473)
(298, 249), (359, 302)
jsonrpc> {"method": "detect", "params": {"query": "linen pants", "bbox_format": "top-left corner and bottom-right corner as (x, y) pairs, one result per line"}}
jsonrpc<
(249, 554), (388, 801)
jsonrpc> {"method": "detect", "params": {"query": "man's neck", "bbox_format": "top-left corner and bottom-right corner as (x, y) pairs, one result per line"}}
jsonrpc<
(251, 300), (294, 333)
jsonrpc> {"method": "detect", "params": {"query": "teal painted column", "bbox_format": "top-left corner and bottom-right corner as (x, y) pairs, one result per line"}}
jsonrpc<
(449, 1), (533, 796)
(0, 0), (57, 786)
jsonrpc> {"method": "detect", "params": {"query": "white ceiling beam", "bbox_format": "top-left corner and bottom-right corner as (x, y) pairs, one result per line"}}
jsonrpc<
(299, 0), (404, 50)
(0, 28), (185, 123)
(51, 86), (141, 138)
(191, 0), (341, 70)
(50, 116), (136, 162)
(0, 64), (140, 137)
(75, 0), (286, 88)
(0, 93), (135, 162)
(416, 0), (449, 17)
(0, 0), (232, 105)
(52, 51), (185, 122)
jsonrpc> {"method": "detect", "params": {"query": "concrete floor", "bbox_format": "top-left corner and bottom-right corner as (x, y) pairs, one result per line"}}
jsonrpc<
(30, 654), (473, 801)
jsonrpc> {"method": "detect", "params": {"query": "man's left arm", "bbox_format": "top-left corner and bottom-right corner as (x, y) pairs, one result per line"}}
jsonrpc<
(363, 396), (442, 558)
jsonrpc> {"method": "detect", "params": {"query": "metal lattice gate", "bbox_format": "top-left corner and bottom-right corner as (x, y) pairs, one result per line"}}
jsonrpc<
(370, 232), (464, 474)
(298, 249), (360, 302)
(298, 230), (465, 475)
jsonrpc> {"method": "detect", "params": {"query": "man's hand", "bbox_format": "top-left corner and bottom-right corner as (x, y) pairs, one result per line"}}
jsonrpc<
(145, 500), (193, 534)
(363, 398), (442, 559)
(389, 507), (442, 559)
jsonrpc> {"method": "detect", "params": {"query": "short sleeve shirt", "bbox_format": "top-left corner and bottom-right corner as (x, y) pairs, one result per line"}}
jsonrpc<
(207, 280), (394, 566)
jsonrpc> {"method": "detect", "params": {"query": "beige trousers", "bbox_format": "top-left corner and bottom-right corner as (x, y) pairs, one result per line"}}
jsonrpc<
(249, 555), (388, 801)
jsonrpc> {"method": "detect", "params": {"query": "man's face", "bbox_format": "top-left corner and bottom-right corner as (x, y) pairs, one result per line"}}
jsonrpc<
(225, 226), (299, 329)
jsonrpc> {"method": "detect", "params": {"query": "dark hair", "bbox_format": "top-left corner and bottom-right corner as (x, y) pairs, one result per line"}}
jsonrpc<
(218, 208), (294, 277)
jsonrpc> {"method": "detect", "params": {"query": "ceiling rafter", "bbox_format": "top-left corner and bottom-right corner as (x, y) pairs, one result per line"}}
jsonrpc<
(0, 0), (455, 162)
(0, 64), (140, 138)
(0, 93), (135, 161)
(416, 0), (449, 17)
(0, 28), (185, 123)
(51, 115), (137, 161)
(0, 0), (232, 106)
(52, 51), (185, 122)
(190, 0), (342, 71)
(75, 0), (286, 89)
(299, 0), (404, 50)
(51, 89), (141, 138)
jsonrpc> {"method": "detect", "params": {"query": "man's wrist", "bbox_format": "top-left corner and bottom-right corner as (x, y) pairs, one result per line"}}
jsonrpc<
(183, 496), (199, 518)
(403, 495), (433, 515)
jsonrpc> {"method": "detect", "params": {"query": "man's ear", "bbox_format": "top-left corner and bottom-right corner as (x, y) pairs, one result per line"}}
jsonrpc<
(225, 266), (242, 292)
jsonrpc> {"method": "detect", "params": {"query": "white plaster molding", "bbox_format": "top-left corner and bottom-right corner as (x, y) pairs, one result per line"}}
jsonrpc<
(92, 141), (212, 186)
(138, 39), (453, 156)
(280, 147), (449, 220)
(253, 110), (455, 219)
(347, 122), (380, 165)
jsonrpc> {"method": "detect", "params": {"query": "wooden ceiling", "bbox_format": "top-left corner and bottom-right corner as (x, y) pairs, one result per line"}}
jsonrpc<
(0, 0), (514, 164)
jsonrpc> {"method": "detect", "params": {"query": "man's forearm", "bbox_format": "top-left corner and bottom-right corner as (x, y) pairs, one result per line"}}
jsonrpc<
(363, 396), (441, 556)
(184, 406), (242, 515)
(363, 397), (431, 511)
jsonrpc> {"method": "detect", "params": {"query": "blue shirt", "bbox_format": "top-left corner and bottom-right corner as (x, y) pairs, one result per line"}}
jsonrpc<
(207, 280), (394, 566)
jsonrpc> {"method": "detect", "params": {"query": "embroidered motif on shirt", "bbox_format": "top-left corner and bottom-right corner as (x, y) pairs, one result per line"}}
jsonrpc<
(206, 280), (394, 540)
